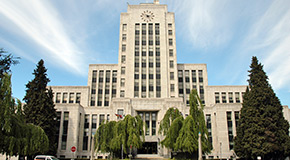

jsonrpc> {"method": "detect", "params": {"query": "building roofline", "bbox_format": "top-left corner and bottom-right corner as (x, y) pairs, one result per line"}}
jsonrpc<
(89, 64), (118, 67)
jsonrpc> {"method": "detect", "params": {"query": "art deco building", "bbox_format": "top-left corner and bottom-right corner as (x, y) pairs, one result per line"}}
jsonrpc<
(50, 1), (288, 159)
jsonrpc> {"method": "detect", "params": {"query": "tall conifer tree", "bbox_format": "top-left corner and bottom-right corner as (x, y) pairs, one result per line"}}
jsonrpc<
(23, 59), (57, 155)
(234, 56), (290, 159)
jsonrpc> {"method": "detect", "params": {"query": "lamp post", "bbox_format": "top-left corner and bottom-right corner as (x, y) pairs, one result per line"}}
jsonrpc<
(198, 132), (202, 160)
(90, 135), (95, 160)
(220, 142), (222, 160)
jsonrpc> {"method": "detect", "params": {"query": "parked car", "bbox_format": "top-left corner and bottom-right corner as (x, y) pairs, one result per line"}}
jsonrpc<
(34, 155), (59, 160)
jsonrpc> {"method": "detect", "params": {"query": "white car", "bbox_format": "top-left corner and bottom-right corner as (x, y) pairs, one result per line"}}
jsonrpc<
(34, 155), (59, 160)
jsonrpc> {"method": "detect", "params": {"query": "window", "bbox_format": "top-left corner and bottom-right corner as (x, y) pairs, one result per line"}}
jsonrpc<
(155, 35), (160, 45)
(99, 70), (104, 83)
(91, 114), (97, 136)
(155, 47), (160, 56)
(156, 62), (160, 68)
(117, 109), (124, 120)
(112, 70), (117, 83)
(105, 70), (110, 83)
(145, 112), (150, 135)
(170, 84), (175, 92)
(149, 85), (154, 91)
(227, 112), (234, 150)
(56, 112), (61, 147)
(235, 111), (240, 127)
(135, 39), (140, 45)
(198, 70), (203, 82)
(122, 45), (126, 52)
(91, 96), (95, 106)
(121, 67), (125, 75)
(169, 49), (173, 57)
(170, 72), (174, 80)
(170, 61), (174, 68)
(155, 23), (160, 35)
(107, 114), (110, 121)
(228, 92), (233, 103)
(135, 23), (140, 30)
(168, 23), (172, 28)
(152, 112), (156, 136)
(186, 88), (190, 94)
(142, 23), (146, 31)
(76, 93), (81, 103)
(215, 92), (220, 103)
(185, 70), (189, 82)
(121, 78), (125, 87)
(120, 90), (125, 97)
(69, 93), (74, 103)
(206, 114), (212, 144)
(121, 55), (126, 64)
(99, 114), (105, 126)
(156, 74), (161, 79)
(122, 34), (126, 41)
(235, 92), (240, 103)
(62, 93), (68, 103)
(56, 92), (61, 103)
(192, 70), (196, 83)
(122, 24), (127, 31)
(222, 92), (227, 103)
(82, 114), (89, 150)
(61, 112), (69, 150)
(168, 30), (172, 35)
(92, 70), (97, 82)
(169, 39), (173, 46)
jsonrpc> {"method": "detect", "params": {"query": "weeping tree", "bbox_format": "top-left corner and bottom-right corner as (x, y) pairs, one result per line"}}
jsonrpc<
(188, 89), (211, 154)
(175, 115), (197, 153)
(159, 107), (183, 136)
(0, 48), (19, 154)
(96, 121), (117, 154)
(95, 115), (145, 158)
(159, 90), (212, 157)
(0, 73), (49, 158)
(161, 116), (184, 150)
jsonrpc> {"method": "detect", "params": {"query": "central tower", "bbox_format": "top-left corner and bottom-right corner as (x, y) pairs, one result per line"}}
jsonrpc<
(117, 2), (178, 99)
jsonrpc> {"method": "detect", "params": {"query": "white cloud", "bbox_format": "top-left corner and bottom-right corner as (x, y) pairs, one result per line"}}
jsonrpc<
(173, 0), (239, 50)
(0, 0), (87, 75)
(243, 0), (290, 91)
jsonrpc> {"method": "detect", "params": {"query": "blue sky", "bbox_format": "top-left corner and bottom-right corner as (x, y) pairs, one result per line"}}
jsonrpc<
(0, 0), (289, 106)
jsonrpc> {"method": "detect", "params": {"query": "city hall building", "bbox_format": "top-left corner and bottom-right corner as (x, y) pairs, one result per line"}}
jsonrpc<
(50, 1), (289, 159)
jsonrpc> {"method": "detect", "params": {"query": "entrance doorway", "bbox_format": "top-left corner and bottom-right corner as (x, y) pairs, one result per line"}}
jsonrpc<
(138, 142), (157, 154)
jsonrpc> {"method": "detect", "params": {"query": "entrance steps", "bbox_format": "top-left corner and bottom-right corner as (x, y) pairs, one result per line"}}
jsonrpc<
(135, 154), (167, 160)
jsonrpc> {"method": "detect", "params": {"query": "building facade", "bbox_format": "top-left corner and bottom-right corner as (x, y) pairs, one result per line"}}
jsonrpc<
(50, 1), (289, 159)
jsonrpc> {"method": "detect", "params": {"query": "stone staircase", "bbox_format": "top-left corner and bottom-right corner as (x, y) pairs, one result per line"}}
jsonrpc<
(134, 154), (167, 160)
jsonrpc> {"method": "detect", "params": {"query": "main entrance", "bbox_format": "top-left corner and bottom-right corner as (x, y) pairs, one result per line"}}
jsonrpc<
(138, 142), (157, 154)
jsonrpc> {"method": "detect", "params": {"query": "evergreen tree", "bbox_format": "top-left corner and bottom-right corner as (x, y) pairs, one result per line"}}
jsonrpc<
(234, 56), (290, 159)
(23, 59), (57, 155)
(0, 48), (19, 78)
